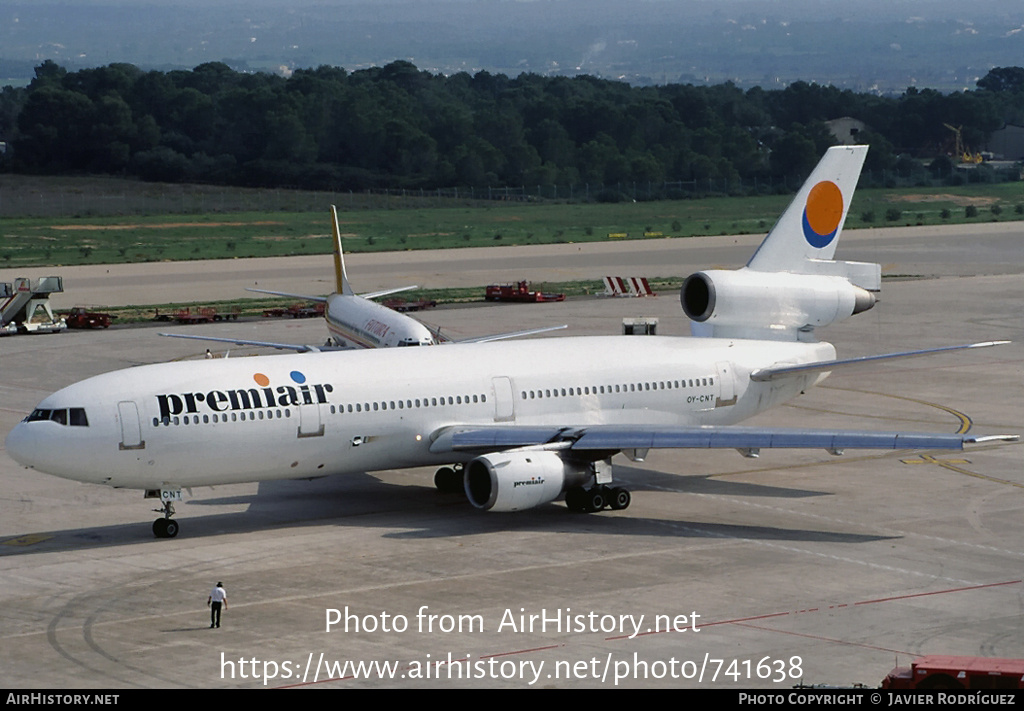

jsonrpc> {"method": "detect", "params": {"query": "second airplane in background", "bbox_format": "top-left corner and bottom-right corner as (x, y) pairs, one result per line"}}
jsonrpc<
(165, 206), (564, 352)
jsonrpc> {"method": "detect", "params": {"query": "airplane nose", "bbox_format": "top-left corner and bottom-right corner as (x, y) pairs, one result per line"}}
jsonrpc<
(4, 423), (36, 468)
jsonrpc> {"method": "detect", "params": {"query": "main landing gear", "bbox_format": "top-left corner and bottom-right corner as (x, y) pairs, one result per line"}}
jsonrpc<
(564, 485), (631, 513)
(434, 465), (464, 494)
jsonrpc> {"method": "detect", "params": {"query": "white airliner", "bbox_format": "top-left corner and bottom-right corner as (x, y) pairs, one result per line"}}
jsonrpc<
(5, 146), (1015, 538)
(163, 205), (564, 352)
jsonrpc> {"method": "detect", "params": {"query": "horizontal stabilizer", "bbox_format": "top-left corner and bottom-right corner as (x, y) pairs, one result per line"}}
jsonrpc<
(247, 285), (417, 301)
(246, 287), (327, 303)
(360, 284), (419, 300)
(455, 324), (568, 344)
(750, 341), (1011, 382)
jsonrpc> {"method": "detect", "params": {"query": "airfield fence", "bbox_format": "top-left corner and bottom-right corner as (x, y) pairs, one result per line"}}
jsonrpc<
(0, 167), (1019, 218)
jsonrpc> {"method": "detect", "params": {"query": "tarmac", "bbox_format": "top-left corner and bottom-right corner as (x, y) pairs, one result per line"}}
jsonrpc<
(0, 223), (1022, 689)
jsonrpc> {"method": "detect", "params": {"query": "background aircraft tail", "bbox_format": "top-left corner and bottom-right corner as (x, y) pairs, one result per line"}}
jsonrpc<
(681, 145), (879, 341)
(331, 205), (355, 295)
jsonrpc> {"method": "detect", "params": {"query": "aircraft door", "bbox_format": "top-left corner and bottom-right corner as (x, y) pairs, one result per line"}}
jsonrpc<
(297, 403), (324, 438)
(117, 401), (145, 450)
(492, 376), (515, 422)
(715, 361), (737, 407)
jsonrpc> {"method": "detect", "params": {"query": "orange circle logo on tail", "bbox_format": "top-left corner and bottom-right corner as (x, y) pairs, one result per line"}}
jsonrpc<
(802, 180), (844, 248)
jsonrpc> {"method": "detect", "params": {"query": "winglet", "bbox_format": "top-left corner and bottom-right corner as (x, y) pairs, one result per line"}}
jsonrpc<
(331, 205), (354, 295)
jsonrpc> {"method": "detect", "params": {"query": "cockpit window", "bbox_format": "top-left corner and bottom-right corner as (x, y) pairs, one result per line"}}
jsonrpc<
(25, 408), (89, 426)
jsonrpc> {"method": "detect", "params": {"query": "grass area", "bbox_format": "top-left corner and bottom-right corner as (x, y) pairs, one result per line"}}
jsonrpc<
(2, 181), (1023, 269)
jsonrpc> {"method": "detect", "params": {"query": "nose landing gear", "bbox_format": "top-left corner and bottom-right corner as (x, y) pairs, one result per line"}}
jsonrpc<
(145, 489), (181, 538)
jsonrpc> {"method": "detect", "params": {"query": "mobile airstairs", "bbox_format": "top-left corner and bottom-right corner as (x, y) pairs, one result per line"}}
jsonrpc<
(0, 277), (66, 335)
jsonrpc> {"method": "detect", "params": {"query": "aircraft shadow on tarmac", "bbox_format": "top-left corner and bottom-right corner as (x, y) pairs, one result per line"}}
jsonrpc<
(0, 465), (893, 555)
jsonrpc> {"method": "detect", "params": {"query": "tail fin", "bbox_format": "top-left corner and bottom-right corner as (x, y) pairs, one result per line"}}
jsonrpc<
(746, 145), (868, 274)
(681, 145), (878, 341)
(331, 205), (354, 296)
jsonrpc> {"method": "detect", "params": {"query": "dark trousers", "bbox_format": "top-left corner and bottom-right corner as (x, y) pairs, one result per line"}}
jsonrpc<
(211, 601), (222, 627)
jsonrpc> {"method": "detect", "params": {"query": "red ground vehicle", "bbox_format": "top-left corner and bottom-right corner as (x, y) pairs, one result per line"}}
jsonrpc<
(882, 656), (1024, 689)
(173, 307), (216, 324)
(172, 307), (240, 324)
(485, 280), (565, 302)
(64, 307), (115, 329)
(262, 302), (325, 318)
(383, 298), (437, 313)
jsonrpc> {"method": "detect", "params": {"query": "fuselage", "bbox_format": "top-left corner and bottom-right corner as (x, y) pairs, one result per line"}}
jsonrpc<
(5, 335), (834, 490)
(325, 293), (434, 348)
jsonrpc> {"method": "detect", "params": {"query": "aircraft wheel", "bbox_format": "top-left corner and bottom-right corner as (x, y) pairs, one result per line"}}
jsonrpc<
(434, 467), (462, 494)
(565, 486), (586, 512)
(153, 518), (179, 538)
(608, 487), (631, 510)
(582, 489), (606, 513)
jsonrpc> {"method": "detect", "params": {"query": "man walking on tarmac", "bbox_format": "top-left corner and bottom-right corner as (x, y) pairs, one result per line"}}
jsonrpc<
(207, 582), (227, 628)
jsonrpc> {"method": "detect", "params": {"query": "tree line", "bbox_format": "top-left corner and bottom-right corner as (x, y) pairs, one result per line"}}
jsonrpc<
(1, 60), (1023, 192)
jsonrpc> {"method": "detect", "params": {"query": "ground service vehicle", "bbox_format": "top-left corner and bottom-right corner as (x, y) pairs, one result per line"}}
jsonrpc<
(485, 280), (565, 302)
(882, 656), (1024, 689)
(64, 307), (114, 329)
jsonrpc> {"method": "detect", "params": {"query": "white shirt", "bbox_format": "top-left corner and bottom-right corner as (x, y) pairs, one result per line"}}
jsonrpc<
(210, 586), (226, 603)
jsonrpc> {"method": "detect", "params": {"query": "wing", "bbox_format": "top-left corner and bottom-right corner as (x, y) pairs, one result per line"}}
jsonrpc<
(429, 424), (1018, 459)
(158, 332), (342, 353)
(447, 324), (568, 344)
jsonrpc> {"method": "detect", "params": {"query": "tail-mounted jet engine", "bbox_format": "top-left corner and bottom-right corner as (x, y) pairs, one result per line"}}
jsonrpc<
(681, 269), (876, 341)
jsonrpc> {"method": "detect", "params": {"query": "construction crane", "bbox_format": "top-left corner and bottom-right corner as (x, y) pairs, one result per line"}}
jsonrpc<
(943, 123), (983, 164)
